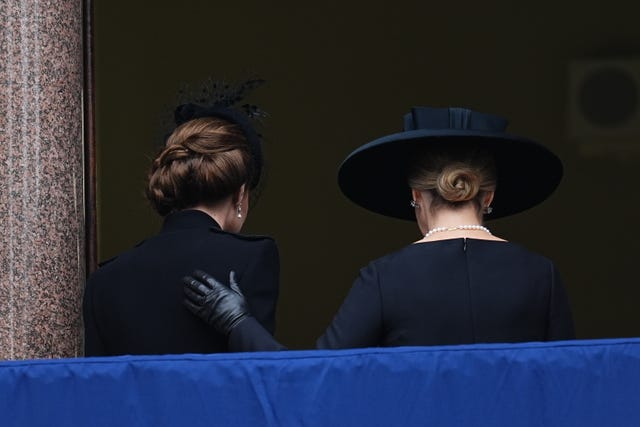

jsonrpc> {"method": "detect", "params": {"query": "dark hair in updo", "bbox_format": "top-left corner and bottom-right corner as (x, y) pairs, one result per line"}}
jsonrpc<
(146, 117), (255, 216)
(407, 145), (497, 211)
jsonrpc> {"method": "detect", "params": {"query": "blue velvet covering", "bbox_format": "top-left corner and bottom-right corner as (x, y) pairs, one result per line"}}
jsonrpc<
(1, 338), (639, 426)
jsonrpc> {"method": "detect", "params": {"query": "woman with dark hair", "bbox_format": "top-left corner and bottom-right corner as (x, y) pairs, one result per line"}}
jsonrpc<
(183, 106), (574, 351)
(83, 85), (279, 356)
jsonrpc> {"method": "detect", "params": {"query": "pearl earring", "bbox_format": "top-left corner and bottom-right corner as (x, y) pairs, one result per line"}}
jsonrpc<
(483, 206), (493, 214)
(236, 205), (243, 219)
(410, 200), (419, 209)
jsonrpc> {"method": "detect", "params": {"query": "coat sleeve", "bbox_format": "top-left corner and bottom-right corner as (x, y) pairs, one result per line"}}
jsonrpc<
(83, 279), (107, 356)
(238, 239), (280, 335)
(316, 262), (383, 349)
(228, 317), (287, 352)
(546, 262), (576, 340)
(228, 260), (383, 352)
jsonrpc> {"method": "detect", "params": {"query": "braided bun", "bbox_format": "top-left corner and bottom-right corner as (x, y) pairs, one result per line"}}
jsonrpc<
(146, 117), (254, 216)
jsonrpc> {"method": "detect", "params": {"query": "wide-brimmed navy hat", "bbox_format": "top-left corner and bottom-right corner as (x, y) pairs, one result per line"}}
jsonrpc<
(337, 107), (563, 220)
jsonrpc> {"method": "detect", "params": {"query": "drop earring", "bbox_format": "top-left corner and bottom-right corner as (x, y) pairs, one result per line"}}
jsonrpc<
(410, 200), (419, 209)
(236, 205), (243, 219)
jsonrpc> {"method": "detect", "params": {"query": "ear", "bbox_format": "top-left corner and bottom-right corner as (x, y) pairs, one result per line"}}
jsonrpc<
(233, 184), (247, 204)
(483, 190), (495, 208)
(411, 188), (423, 205)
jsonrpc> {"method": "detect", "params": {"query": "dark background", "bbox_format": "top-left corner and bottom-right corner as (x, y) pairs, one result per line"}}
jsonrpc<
(94, 0), (640, 348)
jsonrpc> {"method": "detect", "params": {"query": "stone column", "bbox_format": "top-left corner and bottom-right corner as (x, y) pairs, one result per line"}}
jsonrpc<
(0, 0), (85, 359)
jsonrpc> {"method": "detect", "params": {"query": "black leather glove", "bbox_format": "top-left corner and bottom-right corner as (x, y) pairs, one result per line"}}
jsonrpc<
(183, 270), (251, 336)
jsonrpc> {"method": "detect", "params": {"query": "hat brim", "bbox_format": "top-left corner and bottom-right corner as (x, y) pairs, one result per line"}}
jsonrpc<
(337, 129), (563, 221)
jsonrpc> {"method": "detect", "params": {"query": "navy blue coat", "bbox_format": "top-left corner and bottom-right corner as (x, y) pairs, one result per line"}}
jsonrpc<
(229, 238), (574, 351)
(84, 209), (279, 356)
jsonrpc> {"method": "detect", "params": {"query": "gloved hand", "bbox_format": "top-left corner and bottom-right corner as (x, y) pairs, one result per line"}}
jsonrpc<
(183, 270), (251, 336)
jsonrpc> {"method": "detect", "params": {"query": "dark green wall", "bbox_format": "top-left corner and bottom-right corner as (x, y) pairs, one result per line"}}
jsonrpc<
(95, 0), (640, 347)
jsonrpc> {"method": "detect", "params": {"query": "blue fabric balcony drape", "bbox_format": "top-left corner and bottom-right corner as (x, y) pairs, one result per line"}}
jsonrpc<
(1, 338), (639, 426)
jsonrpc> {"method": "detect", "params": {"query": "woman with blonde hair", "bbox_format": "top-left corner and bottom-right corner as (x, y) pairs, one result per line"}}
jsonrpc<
(184, 106), (574, 351)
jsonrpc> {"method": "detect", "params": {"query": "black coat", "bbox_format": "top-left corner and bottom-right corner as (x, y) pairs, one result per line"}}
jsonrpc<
(229, 238), (574, 351)
(83, 209), (279, 356)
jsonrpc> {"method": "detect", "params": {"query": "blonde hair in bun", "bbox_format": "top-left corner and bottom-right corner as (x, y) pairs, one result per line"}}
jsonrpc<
(435, 164), (481, 202)
(408, 146), (496, 210)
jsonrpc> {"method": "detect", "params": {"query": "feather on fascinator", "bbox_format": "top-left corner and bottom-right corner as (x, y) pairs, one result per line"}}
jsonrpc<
(173, 78), (267, 189)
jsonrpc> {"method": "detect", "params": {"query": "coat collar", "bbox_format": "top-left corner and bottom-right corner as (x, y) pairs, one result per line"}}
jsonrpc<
(161, 209), (222, 233)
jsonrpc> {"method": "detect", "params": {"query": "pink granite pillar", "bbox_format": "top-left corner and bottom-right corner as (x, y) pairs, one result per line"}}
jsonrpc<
(0, 0), (85, 359)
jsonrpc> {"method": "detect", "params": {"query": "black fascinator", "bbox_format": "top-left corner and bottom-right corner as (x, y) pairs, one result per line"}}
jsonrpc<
(173, 78), (267, 189)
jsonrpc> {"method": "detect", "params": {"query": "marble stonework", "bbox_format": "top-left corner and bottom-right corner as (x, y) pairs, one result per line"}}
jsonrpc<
(0, 0), (84, 359)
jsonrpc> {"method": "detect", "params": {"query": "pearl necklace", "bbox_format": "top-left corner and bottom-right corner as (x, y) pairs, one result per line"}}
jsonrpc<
(424, 224), (491, 238)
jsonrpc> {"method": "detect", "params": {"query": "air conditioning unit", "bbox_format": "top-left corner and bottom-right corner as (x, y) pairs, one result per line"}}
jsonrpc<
(567, 58), (640, 154)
